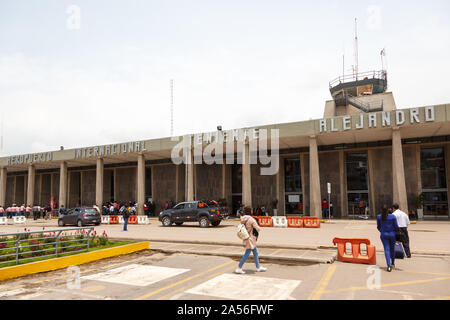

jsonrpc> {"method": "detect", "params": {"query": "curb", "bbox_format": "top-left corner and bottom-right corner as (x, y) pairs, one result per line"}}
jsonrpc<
(110, 237), (320, 251)
(0, 241), (150, 281)
(150, 247), (335, 264)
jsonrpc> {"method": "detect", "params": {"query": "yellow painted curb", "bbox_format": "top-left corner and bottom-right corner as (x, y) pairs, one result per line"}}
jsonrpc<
(411, 221), (417, 224)
(0, 241), (149, 282)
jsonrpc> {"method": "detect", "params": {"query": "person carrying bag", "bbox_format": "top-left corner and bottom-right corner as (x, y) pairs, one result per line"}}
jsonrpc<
(235, 207), (267, 274)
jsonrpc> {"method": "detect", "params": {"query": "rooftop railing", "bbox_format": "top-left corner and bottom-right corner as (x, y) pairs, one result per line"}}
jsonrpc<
(329, 70), (387, 89)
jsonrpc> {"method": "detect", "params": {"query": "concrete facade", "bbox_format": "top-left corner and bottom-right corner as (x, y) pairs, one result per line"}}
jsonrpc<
(0, 103), (449, 219)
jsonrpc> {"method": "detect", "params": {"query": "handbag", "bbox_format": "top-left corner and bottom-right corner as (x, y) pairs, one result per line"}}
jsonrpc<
(394, 241), (405, 259)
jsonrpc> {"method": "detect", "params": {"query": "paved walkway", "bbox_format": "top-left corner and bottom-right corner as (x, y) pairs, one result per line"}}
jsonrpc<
(1, 218), (450, 263)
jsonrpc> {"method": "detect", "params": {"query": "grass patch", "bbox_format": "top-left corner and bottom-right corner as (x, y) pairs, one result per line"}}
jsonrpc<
(0, 228), (136, 268)
(0, 240), (135, 268)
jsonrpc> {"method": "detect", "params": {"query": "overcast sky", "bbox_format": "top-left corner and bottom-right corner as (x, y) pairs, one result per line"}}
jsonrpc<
(1, 0), (449, 156)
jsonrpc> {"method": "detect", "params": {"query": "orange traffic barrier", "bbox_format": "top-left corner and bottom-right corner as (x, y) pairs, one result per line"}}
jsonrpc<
(109, 215), (119, 224)
(332, 238), (376, 265)
(128, 215), (138, 224)
(303, 217), (320, 228)
(257, 216), (273, 227)
(287, 216), (303, 228)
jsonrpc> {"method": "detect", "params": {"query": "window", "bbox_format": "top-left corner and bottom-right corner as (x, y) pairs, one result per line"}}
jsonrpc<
(284, 158), (301, 193)
(421, 147), (448, 217)
(284, 158), (302, 215)
(174, 203), (185, 210)
(421, 147), (447, 189)
(346, 152), (369, 191)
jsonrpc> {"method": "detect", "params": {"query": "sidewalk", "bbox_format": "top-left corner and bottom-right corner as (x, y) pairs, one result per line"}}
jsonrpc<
(1, 218), (450, 261)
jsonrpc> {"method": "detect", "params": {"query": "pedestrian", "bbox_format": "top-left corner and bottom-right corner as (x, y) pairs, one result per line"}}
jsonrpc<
(322, 198), (328, 218)
(25, 205), (32, 218)
(392, 203), (412, 258)
(19, 204), (25, 216)
(236, 205), (244, 217)
(377, 205), (399, 272)
(359, 199), (365, 216)
(120, 203), (129, 231)
(32, 204), (41, 220)
(235, 207), (267, 274)
(59, 205), (67, 216)
(0, 206), (4, 217)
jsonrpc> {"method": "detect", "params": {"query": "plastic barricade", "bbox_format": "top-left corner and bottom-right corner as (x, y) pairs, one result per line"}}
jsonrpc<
(303, 217), (321, 228)
(272, 216), (288, 228)
(257, 216), (273, 227)
(128, 215), (138, 224)
(109, 215), (119, 224)
(101, 216), (110, 224)
(332, 238), (376, 265)
(0, 217), (7, 225)
(286, 216), (303, 228)
(13, 216), (26, 224)
(138, 216), (149, 225)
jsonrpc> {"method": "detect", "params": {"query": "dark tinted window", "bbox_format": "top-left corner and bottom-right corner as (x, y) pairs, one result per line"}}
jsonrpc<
(421, 147), (447, 189)
(346, 152), (369, 191)
(284, 158), (301, 193)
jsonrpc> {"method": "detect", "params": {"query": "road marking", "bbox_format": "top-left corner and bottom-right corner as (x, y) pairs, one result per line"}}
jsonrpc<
(185, 273), (301, 300)
(308, 264), (337, 300)
(427, 295), (450, 300)
(156, 266), (236, 300)
(82, 264), (190, 286)
(134, 260), (235, 300)
(322, 276), (450, 294)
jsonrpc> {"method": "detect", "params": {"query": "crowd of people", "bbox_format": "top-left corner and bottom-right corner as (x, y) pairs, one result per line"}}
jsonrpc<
(101, 200), (157, 217)
(0, 204), (56, 220)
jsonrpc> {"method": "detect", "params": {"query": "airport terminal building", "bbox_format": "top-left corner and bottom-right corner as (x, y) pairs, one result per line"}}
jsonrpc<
(1, 71), (450, 220)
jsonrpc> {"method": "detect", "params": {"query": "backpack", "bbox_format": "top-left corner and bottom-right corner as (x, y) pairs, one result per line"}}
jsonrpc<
(237, 223), (250, 240)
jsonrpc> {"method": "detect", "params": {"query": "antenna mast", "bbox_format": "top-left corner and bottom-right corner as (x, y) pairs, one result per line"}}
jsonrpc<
(170, 79), (174, 137)
(354, 18), (359, 81)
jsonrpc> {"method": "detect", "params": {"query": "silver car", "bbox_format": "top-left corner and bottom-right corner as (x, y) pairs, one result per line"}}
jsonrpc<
(58, 207), (101, 227)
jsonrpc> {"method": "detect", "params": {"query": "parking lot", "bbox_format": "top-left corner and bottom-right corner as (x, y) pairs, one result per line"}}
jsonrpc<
(0, 248), (449, 300)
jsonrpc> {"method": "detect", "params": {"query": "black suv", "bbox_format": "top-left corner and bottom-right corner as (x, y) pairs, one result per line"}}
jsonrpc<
(158, 201), (227, 227)
(58, 207), (101, 227)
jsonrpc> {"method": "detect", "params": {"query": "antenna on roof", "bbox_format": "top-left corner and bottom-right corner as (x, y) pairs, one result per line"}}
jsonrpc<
(354, 18), (359, 81)
(0, 113), (3, 155)
(170, 79), (174, 137)
(380, 47), (386, 71)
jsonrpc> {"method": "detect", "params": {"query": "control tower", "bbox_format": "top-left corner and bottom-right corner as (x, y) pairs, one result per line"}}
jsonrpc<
(323, 70), (396, 118)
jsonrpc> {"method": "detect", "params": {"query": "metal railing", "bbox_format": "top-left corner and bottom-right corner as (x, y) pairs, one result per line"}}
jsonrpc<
(329, 70), (387, 88)
(0, 227), (93, 267)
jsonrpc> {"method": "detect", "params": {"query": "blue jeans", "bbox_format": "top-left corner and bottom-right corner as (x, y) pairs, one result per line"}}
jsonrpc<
(239, 248), (260, 269)
(123, 217), (128, 231)
(380, 234), (396, 267)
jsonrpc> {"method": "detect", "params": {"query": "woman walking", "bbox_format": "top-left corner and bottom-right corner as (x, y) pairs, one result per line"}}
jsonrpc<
(377, 206), (399, 272)
(235, 207), (267, 274)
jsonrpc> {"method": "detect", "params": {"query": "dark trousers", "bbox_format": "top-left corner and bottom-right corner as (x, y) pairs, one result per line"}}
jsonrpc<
(381, 234), (396, 267)
(397, 227), (411, 257)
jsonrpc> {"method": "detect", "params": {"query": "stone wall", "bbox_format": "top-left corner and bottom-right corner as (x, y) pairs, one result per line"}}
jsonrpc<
(81, 170), (96, 206)
(5, 176), (14, 206)
(52, 173), (60, 203)
(115, 167), (136, 203)
(103, 170), (113, 203)
(196, 164), (222, 201)
(152, 165), (176, 212)
(40, 174), (52, 206)
(403, 146), (419, 212)
(370, 147), (393, 216)
(68, 171), (81, 208)
(319, 151), (341, 217)
(251, 163), (276, 210)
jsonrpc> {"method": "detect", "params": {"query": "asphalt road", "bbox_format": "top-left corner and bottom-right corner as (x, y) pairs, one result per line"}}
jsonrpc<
(1, 249), (449, 300)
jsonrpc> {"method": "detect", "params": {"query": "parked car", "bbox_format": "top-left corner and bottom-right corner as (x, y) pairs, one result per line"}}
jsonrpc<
(158, 201), (229, 228)
(58, 207), (101, 227)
